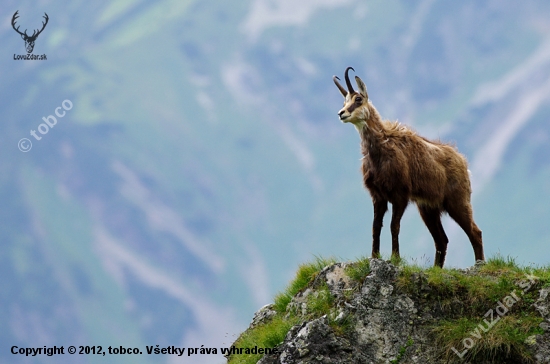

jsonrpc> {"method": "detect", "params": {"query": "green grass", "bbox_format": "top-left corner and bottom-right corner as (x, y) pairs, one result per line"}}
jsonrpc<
(273, 256), (337, 313)
(394, 254), (549, 362)
(390, 336), (413, 364)
(229, 256), (338, 364)
(396, 255), (548, 312)
(228, 315), (300, 364)
(305, 283), (334, 317)
(344, 256), (371, 282)
(434, 316), (543, 363)
(480, 254), (521, 272)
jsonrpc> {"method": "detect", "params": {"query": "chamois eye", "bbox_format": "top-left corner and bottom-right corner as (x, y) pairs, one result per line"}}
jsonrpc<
(355, 97), (362, 103)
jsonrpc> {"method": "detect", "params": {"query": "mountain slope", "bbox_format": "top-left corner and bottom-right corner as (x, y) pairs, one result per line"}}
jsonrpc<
(1, 1), (550, 363)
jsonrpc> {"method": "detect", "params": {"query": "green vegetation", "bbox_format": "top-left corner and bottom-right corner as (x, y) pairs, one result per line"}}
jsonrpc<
(273, 256), (337, 313)
(434, 316), (543, 363)
(229, 254), (550, 364)
(396, 254), (549, 362)
(390, 336), (414, 364)
(397, 254), (549, 311)
(229, 256), (338, 364)
(303, 283), (334, 317)
(344, 255), (371, 282)
(227, 315), (300, 364)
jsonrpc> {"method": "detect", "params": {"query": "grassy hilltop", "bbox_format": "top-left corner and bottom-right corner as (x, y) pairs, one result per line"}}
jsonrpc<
(229, 255), (550, 364)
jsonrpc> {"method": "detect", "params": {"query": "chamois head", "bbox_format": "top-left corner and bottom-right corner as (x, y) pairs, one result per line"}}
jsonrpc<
(334, 67), (370, 124)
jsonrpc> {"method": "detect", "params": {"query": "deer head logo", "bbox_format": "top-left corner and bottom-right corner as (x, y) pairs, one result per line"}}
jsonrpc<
(12, 11), (49, 54)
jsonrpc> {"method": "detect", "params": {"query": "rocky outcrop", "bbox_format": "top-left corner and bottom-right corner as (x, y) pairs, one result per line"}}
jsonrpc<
(234, 259), (550, 364)
(531, 288), (550, 363)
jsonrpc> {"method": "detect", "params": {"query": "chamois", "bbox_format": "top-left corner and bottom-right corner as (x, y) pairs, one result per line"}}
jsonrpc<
(333, 67), (484, 268)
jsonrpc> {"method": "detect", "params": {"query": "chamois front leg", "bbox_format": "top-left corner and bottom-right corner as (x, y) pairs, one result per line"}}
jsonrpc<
(372, 198), (388, 259)
(390, 199), (407, 261)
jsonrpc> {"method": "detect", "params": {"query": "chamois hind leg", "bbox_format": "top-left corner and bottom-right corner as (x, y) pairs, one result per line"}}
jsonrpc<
(446, 200), (485, 263)
(372, 198), (388, 259)
(389, 199), (407, 261)
(418, 205), (448, 268)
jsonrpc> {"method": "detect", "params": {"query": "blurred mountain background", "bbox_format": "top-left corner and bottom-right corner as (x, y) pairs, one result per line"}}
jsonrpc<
(1, 0), (550, 363)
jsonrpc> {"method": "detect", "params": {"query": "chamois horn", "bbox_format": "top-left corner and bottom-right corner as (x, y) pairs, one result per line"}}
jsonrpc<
(333, 76), (348, 96)
(344, 66), (355, 94)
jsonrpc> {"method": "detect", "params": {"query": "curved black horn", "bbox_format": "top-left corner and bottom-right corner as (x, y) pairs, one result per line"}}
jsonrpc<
(344, 67), (355, 94)
(333, 76), (347, 96)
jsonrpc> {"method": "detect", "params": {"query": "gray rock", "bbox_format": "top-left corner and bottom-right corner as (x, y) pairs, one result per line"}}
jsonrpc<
(531, 288), (550, 362)
(249, 304), (278, 330)
(534, 288), (550, 322)
(258, 316), (361, 364)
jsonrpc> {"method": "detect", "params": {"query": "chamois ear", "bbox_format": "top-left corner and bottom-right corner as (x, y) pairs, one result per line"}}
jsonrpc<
(355, 76), (369, 100)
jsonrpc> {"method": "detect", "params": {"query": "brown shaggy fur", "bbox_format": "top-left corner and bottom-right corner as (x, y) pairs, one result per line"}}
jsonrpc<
(334, 68), (484, 267)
